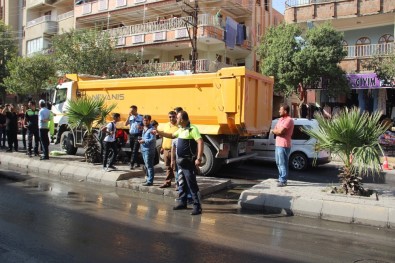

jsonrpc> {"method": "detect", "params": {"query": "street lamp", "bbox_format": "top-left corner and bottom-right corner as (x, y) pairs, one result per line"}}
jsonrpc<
(175, 0), (198, 74)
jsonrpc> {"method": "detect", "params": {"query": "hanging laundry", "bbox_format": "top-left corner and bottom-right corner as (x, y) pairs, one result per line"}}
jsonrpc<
(225, 17), (237, 48)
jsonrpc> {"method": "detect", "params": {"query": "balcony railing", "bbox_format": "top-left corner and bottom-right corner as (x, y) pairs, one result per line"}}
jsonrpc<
(344, 43), (394, 59)
(58, 10), (74, 21)
(285, 0), (337, 8)
(105, 14), (222, 38)
(130, 59), (233, 74)
(26, 15), (57, 28)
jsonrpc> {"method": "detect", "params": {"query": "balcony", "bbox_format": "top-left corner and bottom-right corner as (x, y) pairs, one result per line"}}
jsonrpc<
(285, 0), (395, 23)
(26, 0), (57, 10)
(75, 0), (166, 17)
(129, 59), (233, 74)
(344, 43), (394, 59)
(26, 15), (58, 37)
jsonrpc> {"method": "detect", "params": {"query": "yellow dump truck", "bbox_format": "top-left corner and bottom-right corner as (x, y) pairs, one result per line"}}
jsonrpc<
(51, 67), (273, 176)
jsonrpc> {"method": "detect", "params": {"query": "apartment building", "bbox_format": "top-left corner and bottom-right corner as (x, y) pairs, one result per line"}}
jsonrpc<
(284, 0), (395, 119)
(74, 0), (283, 72)
(23, 0), (74, 56)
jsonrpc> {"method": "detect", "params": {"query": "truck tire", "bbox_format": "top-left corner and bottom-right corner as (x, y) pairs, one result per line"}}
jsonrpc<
(289, 152), (308, 171)
(199, 142), (221, 176)
(60, 131), (78, 155)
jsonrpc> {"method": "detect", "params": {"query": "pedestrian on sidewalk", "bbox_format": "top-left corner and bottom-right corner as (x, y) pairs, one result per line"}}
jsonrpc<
(159, 110), (179, 188)
(25, 101), (40, 157)
(18, 104), (27, 150)
(3, 104), (19, 152)
(154, 110), (204, 215)
(272, 104), (294, 187)
(139, 115), (156, 186)
(102, 113), (121, 171)
(0, 105), (6, 149)
(125, 105), (143, 169)
(38, 100), (51, 160)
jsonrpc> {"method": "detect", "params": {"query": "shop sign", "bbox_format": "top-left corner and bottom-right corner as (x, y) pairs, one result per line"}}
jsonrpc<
(347, 73), (394, 89)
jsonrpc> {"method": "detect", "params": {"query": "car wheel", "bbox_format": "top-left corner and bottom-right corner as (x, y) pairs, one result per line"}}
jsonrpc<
(289, 152), (308, 171)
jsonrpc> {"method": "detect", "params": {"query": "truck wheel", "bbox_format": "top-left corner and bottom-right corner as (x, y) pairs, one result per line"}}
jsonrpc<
(60, 131), (78, 155)
(289, 152), (308, 171)
(199, 143), (221, 176)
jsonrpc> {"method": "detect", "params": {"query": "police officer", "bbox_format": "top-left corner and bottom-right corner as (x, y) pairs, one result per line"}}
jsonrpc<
(154, 110), (204, 215)
(24, 101), (40, 157)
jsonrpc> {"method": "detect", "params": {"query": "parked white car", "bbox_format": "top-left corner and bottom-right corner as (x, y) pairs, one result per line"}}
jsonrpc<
(251, 118), (331, 170)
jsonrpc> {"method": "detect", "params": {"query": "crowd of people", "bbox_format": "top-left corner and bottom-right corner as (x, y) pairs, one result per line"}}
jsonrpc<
(103, 105), (203, 215)
(0, 100), (53, 160)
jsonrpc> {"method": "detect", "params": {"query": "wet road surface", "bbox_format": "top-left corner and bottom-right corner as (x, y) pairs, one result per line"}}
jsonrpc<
(0, 171), (394, 263)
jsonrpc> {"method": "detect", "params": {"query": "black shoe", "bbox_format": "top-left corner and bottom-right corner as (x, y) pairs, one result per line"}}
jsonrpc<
(187, 198), (194, 205)
(108, 165), (117, 170)
(191, 207), (202, 215)
(40, 156), (49, 160)
(142, 182), (152, 186)
(173, 204), (187, 210)
(5, 149), (12, 152)
(277, 182), (287, 187)
(135, 164), (141, 168)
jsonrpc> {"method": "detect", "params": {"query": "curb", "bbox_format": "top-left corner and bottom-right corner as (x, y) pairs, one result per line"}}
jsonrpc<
(0, 152), (231, 199)
(238, 179), (395, 229)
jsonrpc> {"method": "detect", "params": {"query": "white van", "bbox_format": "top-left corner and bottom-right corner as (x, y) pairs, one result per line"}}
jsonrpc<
(251, 118), (331, 170)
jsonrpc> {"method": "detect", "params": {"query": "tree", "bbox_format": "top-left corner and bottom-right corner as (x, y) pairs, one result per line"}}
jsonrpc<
(302, 108), (390, 196)
(51, 29), (137, 77)
(365, 53), (395, 84)
(3, 54), (56, 99)
(258, 23), (349, 103)
(0, 21), (18, 102)
(66, 96), (116, 163)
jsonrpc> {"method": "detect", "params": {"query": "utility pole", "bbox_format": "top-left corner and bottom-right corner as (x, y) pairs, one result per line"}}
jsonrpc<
(176, 0), (198, 74)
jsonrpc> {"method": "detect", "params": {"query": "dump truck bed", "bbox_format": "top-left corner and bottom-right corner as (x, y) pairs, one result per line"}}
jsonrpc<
(67, 67), (273, 136)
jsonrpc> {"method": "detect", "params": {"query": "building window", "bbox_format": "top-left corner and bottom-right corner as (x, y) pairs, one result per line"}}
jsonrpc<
(378, 34), (394, 55)
(27, 38), (44, 56)
(355, 37), (371, 57)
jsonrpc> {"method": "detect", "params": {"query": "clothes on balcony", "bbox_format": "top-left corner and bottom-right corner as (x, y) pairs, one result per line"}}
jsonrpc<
(225, 17), (237, 48)
(236, 24), (245, 45)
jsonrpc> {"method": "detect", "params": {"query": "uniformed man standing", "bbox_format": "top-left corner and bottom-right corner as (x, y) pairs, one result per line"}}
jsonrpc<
(24, 101), (40, 157)
(154, 110), (204, 215)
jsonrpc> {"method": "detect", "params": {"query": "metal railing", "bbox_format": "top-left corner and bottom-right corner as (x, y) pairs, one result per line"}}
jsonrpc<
(26, 15), (56, 28)
(132, 59), (233, 73)
(285, 0), (338, 8)
(344, 43), (394, 58)
(58, 10), (74, 21)
(105, 14), (222, 37)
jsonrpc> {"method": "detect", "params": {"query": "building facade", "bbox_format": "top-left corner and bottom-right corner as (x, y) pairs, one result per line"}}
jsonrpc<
(284, 0), (395, 119)
(73, 0), (283, 72)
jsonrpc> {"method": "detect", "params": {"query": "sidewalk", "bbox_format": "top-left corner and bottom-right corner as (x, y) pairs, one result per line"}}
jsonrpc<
(0, 151), (231, 199)
(239, 170), (395, 228)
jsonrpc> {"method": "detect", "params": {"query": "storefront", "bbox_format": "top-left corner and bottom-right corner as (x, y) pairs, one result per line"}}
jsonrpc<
(347, 73), (395, 120)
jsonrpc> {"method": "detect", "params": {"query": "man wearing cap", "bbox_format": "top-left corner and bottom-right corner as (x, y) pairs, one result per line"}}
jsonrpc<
(38, 100), (51, 160)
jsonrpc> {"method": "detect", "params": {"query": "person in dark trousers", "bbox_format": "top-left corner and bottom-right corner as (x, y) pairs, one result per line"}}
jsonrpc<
(102, 113), (121, 171)
(3, 104), (19, 152)
(0, 105), (6, 149)
(125, 105), (143, 169)
(25, 101), (40, 157)
(38, 100), (51, 160)
(18, 104), (27, 150)
(154, 110), (204, 216)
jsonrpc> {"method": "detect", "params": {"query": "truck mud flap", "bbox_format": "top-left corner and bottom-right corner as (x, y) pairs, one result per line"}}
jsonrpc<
(225, 153), (257, 164)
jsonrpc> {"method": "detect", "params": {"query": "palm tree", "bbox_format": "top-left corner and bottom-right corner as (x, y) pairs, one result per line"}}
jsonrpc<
(66, 96), (116, 163)
(303, 107), (390, 196)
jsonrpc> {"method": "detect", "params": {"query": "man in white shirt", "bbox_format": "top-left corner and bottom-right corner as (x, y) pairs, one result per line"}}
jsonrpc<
(38, 100), (51, 160)
(102, 113), (121, 171)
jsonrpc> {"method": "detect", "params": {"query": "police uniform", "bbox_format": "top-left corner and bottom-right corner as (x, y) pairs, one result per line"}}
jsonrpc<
(173, 122), (202, 214)
(25, 108), (40, 155)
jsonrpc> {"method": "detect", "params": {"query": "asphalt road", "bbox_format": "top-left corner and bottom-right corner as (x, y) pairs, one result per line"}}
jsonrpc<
(0, 172), (394, 263)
